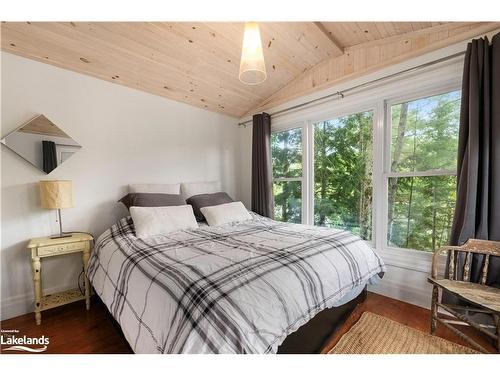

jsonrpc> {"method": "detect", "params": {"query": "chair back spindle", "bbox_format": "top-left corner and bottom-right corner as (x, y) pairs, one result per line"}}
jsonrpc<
(463, 252), (472, 281)
(481, 254), (490, 285)
(448, 250), (455, 280)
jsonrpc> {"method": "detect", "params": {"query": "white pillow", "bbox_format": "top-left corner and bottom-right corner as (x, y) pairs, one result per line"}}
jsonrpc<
(181, 181), (221, 199)
(130, 205), (198, 238)
(129, 183), (180, 194)
(200, 201), (252, 226)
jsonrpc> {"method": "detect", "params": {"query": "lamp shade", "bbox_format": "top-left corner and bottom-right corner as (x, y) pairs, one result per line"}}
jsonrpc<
(40, 180), (73, 209)
(239, 22), (267, 85)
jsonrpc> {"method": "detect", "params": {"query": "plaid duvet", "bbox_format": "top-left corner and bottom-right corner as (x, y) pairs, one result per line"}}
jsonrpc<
(87, 213), (385, 353)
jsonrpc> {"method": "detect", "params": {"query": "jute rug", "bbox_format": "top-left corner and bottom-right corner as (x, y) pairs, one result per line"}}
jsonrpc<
(329, 312), (478, 354)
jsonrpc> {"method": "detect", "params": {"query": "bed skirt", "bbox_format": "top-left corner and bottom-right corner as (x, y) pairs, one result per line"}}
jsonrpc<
(277, 287), (366, 353)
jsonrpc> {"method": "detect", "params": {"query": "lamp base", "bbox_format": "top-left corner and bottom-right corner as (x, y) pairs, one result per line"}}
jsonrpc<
(51, 209), (72, 239)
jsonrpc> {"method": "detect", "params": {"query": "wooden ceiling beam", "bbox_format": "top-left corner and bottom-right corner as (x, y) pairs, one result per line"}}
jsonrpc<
(313, 22), (344, 56)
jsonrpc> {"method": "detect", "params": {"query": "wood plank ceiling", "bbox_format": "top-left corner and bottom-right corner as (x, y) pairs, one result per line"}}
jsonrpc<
(1, 22), (499, 118)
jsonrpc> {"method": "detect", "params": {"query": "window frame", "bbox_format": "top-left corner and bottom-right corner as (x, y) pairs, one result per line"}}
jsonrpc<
(268, 56), (463, 270)
(308, 106), (377, 243)
(271, 122), (307, 224)
(382, 83), (461, 254)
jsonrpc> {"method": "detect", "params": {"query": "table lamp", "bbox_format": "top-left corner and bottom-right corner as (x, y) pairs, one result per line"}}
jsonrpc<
(39, 180), (73, 239)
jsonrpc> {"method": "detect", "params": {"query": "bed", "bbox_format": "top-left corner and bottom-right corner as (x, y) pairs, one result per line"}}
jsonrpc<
(87, 212), (385, 354)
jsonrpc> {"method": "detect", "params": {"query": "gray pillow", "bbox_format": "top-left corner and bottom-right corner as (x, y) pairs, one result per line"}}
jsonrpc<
(186, 192), (234, 221)
(119, 193), (186, 210)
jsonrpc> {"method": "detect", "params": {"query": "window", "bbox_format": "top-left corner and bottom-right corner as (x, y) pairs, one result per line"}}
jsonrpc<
(387, 90), (460, 252)
(269, 61), (462, 257)
(271, 128), (302, 223)
(314, 111), (373, 240)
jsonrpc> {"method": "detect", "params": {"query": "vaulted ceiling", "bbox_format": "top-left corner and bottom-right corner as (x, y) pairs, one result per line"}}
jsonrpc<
(1, 22), (499, 118)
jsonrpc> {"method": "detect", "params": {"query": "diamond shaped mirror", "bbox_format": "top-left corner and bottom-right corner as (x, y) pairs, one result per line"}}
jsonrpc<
(1, 115), (81, 174)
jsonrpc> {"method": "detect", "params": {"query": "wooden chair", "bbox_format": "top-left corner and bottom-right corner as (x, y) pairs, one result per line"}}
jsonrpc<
(428, 239), (500, 353)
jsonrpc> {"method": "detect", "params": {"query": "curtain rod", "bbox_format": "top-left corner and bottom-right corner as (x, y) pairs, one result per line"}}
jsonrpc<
(238, 50), (466, 127)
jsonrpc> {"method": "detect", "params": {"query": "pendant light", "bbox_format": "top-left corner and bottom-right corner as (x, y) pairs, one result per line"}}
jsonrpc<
(239, 22), (267, 85)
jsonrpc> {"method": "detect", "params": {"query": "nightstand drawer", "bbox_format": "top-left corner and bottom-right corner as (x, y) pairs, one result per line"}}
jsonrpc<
(37, 241), (86, 257)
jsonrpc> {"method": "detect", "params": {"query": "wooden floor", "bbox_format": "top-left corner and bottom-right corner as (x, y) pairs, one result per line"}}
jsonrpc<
(1, 292), (496, 354)
(1, 297), (132, 354)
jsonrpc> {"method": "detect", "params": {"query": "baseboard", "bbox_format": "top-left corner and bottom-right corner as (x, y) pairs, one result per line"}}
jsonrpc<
(1, 283), (78, 321)
(368, 277), (432, 309)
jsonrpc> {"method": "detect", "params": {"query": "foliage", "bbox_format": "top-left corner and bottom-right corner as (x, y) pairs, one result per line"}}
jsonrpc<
(388, 91), (460, 251)
(314, 112), (373, 239)
(272, 128), (302, 223)
(270, 90), (460, 252)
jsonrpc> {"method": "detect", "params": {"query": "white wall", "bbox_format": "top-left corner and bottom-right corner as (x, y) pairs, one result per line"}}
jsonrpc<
(237, 124), (253, 208)
(1, 52), (251, 319)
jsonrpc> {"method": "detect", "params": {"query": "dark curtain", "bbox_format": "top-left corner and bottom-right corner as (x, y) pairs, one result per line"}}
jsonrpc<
(448, 33), (500, 289)
(251, 112), (274, 218)
(42, 140), (57, 174)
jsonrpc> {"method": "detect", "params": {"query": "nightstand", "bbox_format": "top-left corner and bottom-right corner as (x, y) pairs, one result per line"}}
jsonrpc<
(27, 233), (93, 325)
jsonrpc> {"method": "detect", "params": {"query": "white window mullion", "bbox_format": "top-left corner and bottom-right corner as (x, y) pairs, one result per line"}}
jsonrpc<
(373, 100), (386, 251)
(300, 121), (309, 225)
(306, 121), (315, 226)
(386, 170), (456, 178)
(273, 177), (302, 182)
(382, 99), (392, 252)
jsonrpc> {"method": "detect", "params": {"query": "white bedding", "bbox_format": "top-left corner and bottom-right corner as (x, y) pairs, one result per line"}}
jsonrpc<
(87, 213), (385, 353)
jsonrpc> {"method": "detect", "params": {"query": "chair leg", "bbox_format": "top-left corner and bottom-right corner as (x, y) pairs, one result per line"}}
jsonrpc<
(495, 314), (500, 353)
(430, 285), (438, 334)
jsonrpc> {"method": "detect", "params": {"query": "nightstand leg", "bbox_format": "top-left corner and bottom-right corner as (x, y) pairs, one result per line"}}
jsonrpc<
(32, 256), (42, 325)
(82, 248), (90, 310)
